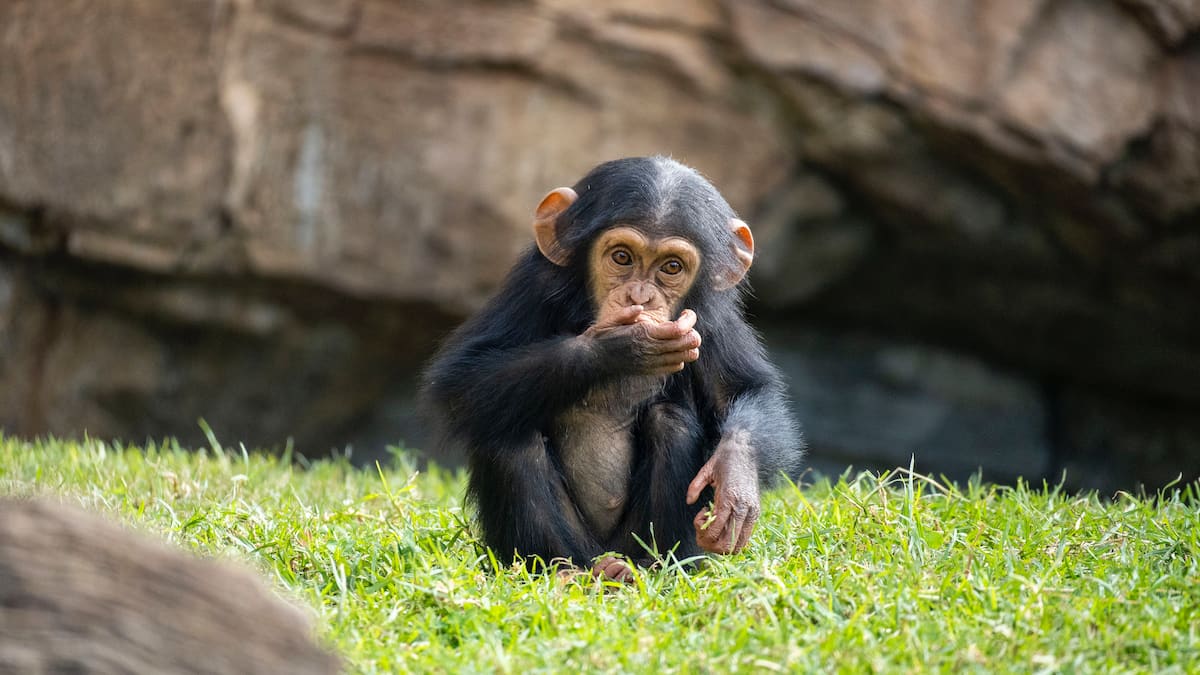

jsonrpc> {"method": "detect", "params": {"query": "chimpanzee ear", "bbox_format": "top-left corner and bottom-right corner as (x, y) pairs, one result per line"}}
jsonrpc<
(533, 187), (578, 266)
(714, 218), (754, 290)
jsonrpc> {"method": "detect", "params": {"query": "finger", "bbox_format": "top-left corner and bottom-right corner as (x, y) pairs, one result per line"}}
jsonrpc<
(612, 305), (645, 325)
(642, 320), (688, 340)
(643, 330), (701, 355)
(611, 562), (634, 583)
(593, 557), (634, 583)
(645, 350), (700, 376)
(675, 309), (697, 332)
(695, 511), (730, 553)
(603, 560), (622, 580)
(591, 557), (617, 577)
(592, 305), (645, 330)
(686, 462), (715, 504)
(648, 348), (700, 369)
(643, 313), (696, 340)
(732, 511), (758, 553)
(696, 499), (734, 552)
(706, 523), (735, 554)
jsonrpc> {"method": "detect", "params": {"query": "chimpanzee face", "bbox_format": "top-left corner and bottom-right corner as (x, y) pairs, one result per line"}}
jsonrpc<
(587, 226), (700, 324)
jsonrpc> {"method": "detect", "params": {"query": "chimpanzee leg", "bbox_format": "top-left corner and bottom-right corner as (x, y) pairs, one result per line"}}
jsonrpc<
(610, 402), (709, 563)
(469, 435), (603, 570)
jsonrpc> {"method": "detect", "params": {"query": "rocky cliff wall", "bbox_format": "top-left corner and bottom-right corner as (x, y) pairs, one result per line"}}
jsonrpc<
(2, 0), (1197, 490)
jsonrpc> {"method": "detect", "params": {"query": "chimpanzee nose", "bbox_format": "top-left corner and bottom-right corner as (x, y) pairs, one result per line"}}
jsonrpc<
(628, 282), (654, 306)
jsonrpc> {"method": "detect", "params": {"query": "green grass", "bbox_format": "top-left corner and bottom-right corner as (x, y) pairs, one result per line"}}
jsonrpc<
(2, 435), (1198, 674)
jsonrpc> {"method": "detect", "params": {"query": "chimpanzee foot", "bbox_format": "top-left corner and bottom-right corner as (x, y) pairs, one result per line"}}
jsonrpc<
(591, 556), (636, 583)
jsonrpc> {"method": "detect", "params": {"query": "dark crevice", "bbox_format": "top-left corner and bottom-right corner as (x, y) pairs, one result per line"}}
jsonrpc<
(2, 250), (461, 459)
(607, 11), (718, 36)
(1115, 0), (1200, 49)
(266, 2), (362, 39)
(345, 44), (599, 104)
(23, 290), (61, 435)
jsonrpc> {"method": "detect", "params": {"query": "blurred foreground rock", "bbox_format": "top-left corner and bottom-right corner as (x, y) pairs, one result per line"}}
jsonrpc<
(0, 499), (340, 675)
(0, 0), (1197, 489)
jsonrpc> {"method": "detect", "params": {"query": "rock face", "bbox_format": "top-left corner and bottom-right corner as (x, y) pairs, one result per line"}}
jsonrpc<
(0, 0), (1197, 490)
(0, 499), (340, 674)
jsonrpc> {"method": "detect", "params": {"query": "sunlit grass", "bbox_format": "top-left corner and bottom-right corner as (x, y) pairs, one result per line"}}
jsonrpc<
(2, 434), (1197, 673)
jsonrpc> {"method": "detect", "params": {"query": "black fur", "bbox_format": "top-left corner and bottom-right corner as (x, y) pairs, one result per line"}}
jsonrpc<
(422, 156), (804, 569)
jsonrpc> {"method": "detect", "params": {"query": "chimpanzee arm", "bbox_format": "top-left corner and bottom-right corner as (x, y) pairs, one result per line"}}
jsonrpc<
(709, 315), (804, 483)
(722, 378), (804, 486)
(687, 315), (803, 554)
(427, 335), (601, 452)
(426, 306), (699, 453)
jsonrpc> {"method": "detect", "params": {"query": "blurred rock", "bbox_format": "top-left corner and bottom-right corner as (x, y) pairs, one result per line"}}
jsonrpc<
(0, 499), (339, 675)
(767, 327), (1051, 484)
(1054, 389), (1200, 494)
(0, 0), (1197, 485)
(0, 253), (452, 455)
(0, 1), (229, 253)
(264, 0), (359, 34)
(1119, 0), (1200, 45)
(751, 173), (873, 305)
(1110, 44), (1200, 222)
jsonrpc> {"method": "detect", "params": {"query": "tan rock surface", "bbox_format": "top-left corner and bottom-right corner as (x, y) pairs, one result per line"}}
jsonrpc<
(0, 0), (1197, 486)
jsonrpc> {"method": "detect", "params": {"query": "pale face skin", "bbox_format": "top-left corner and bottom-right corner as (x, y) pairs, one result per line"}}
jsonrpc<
(588, 226), (701, 325)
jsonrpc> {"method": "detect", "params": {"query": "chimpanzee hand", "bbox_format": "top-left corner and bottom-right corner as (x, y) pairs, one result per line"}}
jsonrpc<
(582, 307), (701, 376)
(686, 430), (760, 554)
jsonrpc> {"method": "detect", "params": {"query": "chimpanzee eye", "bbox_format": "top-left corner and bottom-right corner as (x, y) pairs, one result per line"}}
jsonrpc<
(611, 249), (633, 265)
(661, 259), (683, 275)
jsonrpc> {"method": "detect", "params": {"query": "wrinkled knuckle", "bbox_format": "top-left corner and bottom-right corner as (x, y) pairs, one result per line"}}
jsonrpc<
(631, 335), (652, 357)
